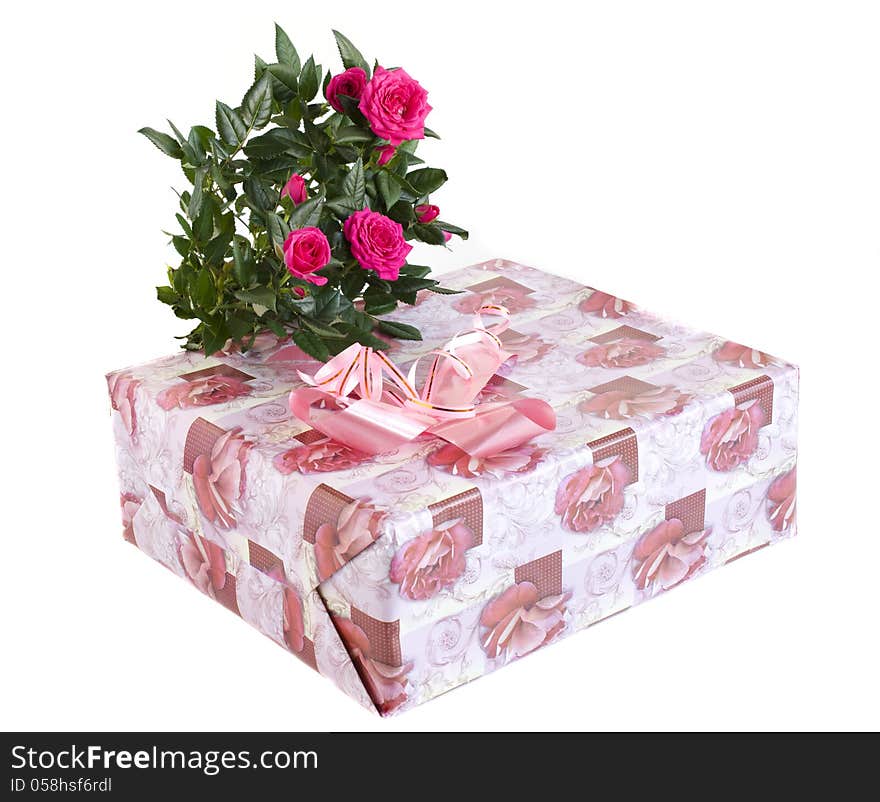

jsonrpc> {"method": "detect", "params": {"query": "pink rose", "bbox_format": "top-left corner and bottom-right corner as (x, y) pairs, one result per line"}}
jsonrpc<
(358, 66), (432, 146)
(375, 144), (396, 166)
(427, 442), (544, 479)
(633, 518), (710, 592)
(442, 230), (452, 243)
(314, 499), (384, 582)
(499, 331), (553, 364)
(333, 616), (412, 715)
(179, 531), (227, 598)
(157, 375), (252, 411)
(577, 338), (666, 369)
(579, 290), (635, 319)
(283, 227), (331, 286)
(580, 385), (691, 421)
(453, 285), (536, 315)
(480, 581), (570, 661)
(325, 66), (368, 113)
(273, 436), (370, 474)
(107, 371), (140, 437)
(414, 204), (439, 223)
(767, 467), (796, 532)
(389, 520), (473, 600)
(192, 428), (251, 529)
(120, 493), (142, 543)
(554, 458), (630, 532)
(714, 340), (774, 369)
(343, 208), (412, 281)
(700, 402), (765, 472)
(281, 173), (307, 205)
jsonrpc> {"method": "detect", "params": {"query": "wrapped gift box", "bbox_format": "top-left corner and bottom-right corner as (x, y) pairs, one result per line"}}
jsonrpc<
(107, 258), (799, 715)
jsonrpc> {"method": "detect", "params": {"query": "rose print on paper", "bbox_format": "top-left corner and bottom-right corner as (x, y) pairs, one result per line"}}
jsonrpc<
(157, 375), (252, 411)
(480, 581), (570, 661)
(580, 385), (691, 421)
(632, 518), (710, 593)
(222, 330), (284, 358)
(767, 467), (796, 532)
(713, 341), (774, 369)
(579, 290), (635, 319)
(555, 457), (630, 532)
(427, 442), (544, 479)
(700, 401), (765, 472)
(108, 372), (140, 437)
(265, 565), (305, 653)
(193, 428), (251, 529)
(453, 284), (536, 315)
(577, 339), (665, 369)
(333, 616), (412, 715)
(274, 436), (371, 475)
(120, 493), (142, 543)
(389, 519), (473, 600)
(179, 531), (227, 599)
(501, 331), (554, 364)
(314, 499), (384, 582)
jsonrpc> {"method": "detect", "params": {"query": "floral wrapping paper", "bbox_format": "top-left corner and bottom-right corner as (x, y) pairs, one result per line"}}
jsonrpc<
(107, 258), (799, 715)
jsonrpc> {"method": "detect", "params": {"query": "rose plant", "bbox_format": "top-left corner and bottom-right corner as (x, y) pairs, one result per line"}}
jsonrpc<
(140, 26), (466, 358)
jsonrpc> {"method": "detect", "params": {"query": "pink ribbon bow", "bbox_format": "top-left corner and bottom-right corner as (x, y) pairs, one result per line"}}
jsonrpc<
(288, 306), (556, 459)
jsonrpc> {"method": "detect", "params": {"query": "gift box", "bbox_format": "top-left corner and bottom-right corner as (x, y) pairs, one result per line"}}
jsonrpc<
(107, 258), (799, 716)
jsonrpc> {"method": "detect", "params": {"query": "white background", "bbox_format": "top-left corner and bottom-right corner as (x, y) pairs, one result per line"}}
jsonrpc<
(2, 0), (878, 731)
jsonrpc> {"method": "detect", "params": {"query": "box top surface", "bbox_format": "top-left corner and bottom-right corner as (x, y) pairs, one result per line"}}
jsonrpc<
(108, 258), (797, 606)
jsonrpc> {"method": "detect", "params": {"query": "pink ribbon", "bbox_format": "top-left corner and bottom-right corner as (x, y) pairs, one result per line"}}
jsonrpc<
(288, 306), (556, 458)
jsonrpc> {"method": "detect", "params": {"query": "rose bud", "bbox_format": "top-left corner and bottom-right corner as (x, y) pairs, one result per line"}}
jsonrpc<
(325, 67), (368, 113)
(281, 174), (307, 206)
(415, 204), (440, 223)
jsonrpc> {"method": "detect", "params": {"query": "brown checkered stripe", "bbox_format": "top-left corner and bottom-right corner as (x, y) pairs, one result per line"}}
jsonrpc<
(729, 375), (774, 424)
(590, 324), (661, 345)
(587, 427), (640, 483)
(666, 489), (707, 535)
(182, 417), (240, 616)
(515, 551), (564, 598)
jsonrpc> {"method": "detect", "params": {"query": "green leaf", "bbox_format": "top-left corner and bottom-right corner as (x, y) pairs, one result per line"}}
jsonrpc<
(393, 276), (440, 293)
(235, 287), (277, 313)
(363, 286), (397, 315)
(201, 322), (229, 356)
(341, 271), (366, 299)
(377, 320), (422, 341)
(288, 196), (324, 229)
(241, 72), (273, 130)
(194, 197), (215, 243)
(265, 213), (290, 246)
(302, 318), (346, 339)
(334, 126), (375, 144)
(423, 127), (440, 139)
(427, 285), (462, 295)
(171, 235), (189, 257)
(336, 94), (369, 127)
(387, 199), (416, 224)
(274, 23), (301, 72)
(298, 56), (319, 102)
(232, 237), (255, 286)
(302, 115), (330, 153)
(400, 264), (431, 278)
(343, 157), (365, 207)
(175, 213), (193, 238)
(435, 220), (468, 240)
(325, 196), (360, 217)
(187, 167), (207, 219)
(412, 223), (446, 245)
(156, 286), (178, 305)
(215, 102), (247, 149)
(267, 63), (299, 96)
(243, 176), (277, 211)
(375, 172), (401, 211)
(203, 229), (232, 267)
(406, 167), (448, 197)
(255, 54), (267, 80)
(244, 127), (310, 160)
(292, 328), (330, 361)
(332, 30), (370, 76)
(192, 269), (215, 309)
(139, 127), (183, 159)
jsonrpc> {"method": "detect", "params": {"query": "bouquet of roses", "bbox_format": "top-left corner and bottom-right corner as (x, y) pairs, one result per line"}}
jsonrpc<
(140, 25), (466, 359)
